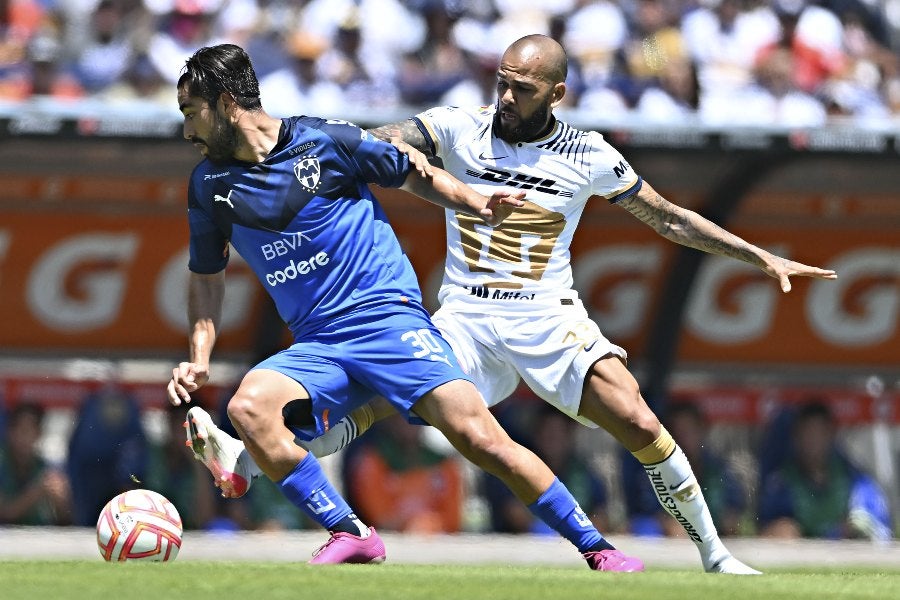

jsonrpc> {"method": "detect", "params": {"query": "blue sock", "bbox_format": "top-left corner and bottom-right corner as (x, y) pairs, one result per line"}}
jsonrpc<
(528, 478), (611, 553)
(277, 453), (356, 531)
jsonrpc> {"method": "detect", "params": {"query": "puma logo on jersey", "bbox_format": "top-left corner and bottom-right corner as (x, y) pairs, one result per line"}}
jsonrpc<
(214, 189), (235, 208)
(465, 168), (573, 196)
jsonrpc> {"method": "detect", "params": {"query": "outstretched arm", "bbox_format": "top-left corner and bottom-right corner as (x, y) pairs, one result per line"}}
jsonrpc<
(400, 163), (523, 226)
(371, 119), (521, 224)
(617, 181), (837, 292)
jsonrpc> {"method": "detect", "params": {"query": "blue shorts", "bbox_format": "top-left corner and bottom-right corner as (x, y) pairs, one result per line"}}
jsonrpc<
(252, 301), (469, 440)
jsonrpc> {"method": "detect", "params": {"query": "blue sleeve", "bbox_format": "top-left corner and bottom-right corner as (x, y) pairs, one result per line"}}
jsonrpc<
(187, 180), (229, 274)
(319, 119), (412, 188)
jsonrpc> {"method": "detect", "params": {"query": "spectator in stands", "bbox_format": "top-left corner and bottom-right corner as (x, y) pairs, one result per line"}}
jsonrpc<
(314, 8), (400, 110)
(66, 385), (148, 526)
(755, 0), (847, 95)
(623, 401), (747, 537)
(818, 4), (895, 123)
(344, 413), (464, 534)
(396, 0), (468, 106)
(70, 0), (133, 94)
(439, 47), (500, 107)
(0, 403), (72, 525)
(483, 401), (609, 536)
(0, 23), (84, 101)
(301, 0), (423, 95)
(619, 0), (689, 106)
(0, 0), (47, 82)
(563, 0), (629, 110)
(97, 52), (174, 108)
(145, 0), (221, 85)
(258, 32), (344, 119)
(680, 0), (779, 104)
(700, 45), (827, 126)
(634, 56), (700, 122)
(757, 401), (892, 541)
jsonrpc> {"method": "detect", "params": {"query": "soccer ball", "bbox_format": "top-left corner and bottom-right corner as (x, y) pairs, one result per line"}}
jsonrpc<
(96, 489), (183, 562)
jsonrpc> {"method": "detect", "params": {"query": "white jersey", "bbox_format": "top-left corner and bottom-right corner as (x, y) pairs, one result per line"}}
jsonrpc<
(415, 105), (637, 420)
(414, 104), (642, 314)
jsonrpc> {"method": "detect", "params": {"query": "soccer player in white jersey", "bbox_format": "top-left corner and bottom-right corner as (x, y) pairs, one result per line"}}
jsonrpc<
(189, 36), (837, 572)
(363, 34), (836, 574)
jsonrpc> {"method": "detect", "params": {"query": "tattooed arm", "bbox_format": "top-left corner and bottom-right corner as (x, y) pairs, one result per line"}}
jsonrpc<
(617, 181), (837, 292)
(370, 120), (436, 178)
(369, 120), (434, 157)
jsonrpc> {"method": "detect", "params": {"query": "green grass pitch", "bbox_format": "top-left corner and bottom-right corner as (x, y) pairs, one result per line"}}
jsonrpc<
(3, 561), (900, 600)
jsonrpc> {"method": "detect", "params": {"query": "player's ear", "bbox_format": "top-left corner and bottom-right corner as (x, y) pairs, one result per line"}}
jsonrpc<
(217, 91), (236, 115)
(550, 82), (566, 108)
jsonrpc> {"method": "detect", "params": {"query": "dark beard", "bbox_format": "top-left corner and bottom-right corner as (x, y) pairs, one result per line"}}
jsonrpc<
(493, 101), (554, 143)
(203, 112), (240, 164)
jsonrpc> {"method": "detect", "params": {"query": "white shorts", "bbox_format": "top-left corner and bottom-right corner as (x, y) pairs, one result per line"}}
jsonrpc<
(431, 301), (627, 427)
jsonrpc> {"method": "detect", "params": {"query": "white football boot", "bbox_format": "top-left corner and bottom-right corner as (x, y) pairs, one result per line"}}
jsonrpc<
(185, 406), (255, 498)
(707, 555), (763, 575)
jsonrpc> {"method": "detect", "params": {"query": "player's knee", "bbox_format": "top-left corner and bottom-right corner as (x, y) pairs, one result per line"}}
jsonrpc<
(632, 407), (661, 439)
(226, 387), (267, 428)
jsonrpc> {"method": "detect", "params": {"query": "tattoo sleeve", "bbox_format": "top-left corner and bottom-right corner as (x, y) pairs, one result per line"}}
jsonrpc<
(368, 120), (433, 157)
(617, 183), (764, 267)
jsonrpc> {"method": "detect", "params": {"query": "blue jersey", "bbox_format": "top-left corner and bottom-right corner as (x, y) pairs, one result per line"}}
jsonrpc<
(187, 117), (422, 339)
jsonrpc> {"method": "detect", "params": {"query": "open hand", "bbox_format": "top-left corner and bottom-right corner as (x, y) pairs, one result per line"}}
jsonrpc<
(481, 190), (525, 226)
(763, 255), (837, 292)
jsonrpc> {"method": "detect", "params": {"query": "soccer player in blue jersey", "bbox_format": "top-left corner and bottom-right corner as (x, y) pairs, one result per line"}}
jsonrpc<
(166, 43), (642, 570)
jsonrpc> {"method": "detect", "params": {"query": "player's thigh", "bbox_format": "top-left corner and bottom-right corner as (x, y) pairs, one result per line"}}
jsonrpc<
(499, 310), (624, 426)
(432, 308), (520, 406)
(578, 355), (660, 450)
(411, 378), (508, 454)
(231, 367), (309, 415)
(251, 347), (369, 440)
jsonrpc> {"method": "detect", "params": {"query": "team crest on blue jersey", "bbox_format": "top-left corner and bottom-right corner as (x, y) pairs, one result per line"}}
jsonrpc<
(293, 156), (321, 192)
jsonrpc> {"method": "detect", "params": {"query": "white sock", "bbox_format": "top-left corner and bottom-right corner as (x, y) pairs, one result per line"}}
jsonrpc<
(643, 444), (730, 571)
(297, 404), (374, 457)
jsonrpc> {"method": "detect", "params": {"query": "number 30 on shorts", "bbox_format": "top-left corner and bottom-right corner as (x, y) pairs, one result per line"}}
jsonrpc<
(400, 329), (452, 366)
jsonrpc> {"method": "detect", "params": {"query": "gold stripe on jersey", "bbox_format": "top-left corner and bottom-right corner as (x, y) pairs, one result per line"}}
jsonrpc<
(416, 118), (442, 156)
(454, 201), (566, 282)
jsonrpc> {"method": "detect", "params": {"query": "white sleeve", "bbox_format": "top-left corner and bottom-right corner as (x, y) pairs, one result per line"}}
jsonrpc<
(589, 132), (642, 203)
(413, 105), (486, 161)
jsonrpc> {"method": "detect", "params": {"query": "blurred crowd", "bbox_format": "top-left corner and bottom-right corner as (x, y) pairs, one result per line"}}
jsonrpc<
(2, 0), (900, 126)
(0, 383), (893, 543)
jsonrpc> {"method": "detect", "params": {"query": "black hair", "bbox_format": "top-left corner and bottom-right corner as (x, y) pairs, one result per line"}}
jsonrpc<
(178, 43), (262, 110)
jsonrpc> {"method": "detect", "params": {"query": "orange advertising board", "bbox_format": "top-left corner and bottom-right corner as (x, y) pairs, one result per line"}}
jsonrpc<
(0, 186), (897, 369)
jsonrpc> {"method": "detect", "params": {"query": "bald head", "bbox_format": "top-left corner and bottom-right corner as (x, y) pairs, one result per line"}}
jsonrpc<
(503, 35), (568, 85)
